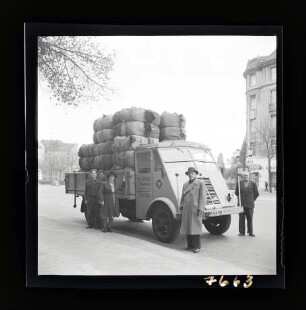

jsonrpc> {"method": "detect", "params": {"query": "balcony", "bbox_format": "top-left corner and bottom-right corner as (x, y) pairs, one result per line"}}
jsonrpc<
(269, 102), (276, 111)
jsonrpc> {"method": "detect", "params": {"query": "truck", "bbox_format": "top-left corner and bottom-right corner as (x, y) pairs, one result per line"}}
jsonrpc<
(65, 140), (243, 243)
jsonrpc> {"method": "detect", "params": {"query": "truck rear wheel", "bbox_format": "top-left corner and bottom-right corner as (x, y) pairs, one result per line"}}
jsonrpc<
(203, 215), (231, 235)
(152, 205), (181, 243)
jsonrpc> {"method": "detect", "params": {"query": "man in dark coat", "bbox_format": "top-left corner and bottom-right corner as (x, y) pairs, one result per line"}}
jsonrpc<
(84, 169), (104, 229)
(180, 167), (206, 253)
(235, 171), (259, 237)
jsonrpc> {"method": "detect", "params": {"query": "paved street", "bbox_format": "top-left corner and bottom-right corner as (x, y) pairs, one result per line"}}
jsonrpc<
(38, 185), (277, 275)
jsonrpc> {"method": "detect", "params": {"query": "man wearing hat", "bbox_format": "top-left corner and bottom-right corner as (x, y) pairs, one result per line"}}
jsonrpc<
(180, 167), (206, 253)
(84, 169), (104, 229)
(235, 171), (259, 237)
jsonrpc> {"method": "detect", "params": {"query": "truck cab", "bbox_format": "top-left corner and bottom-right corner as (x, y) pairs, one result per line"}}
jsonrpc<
(118, 140), (243, 242)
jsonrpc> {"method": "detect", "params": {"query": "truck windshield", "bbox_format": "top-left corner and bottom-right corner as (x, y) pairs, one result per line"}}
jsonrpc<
(159, 148), (192, 162)
(189, 148), (215, 163)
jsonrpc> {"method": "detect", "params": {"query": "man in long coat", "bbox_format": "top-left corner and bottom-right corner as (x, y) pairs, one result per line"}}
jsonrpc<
(235, 171), (259, 237)
(180, 167), (206, 253)
(84, 169), (104, 229)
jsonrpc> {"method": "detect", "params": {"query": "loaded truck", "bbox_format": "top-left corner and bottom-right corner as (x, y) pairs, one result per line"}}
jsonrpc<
(65, 140), (243, 243)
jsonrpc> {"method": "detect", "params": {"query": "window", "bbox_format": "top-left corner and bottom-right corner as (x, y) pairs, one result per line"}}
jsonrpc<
(270, 115), (276, 131)
(250, 95), (256, 110)
(250, 142), (256, 156)
(159, 148), (192, 163)
(188, 149), (215, 163)
(271, 67), (276, 81)
(136, 151), (151, 173)
(270, 89), (276, 104)
(250, 73), (256, 87)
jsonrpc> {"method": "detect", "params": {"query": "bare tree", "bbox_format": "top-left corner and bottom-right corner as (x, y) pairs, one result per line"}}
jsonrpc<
(54, 152), (69, 182)
(38, 36), (115, 106)
(256, 117), (276, 192)
(217, 153), (225, 176)
(67, 149), (79, 172)
(239, 137), (247, 170)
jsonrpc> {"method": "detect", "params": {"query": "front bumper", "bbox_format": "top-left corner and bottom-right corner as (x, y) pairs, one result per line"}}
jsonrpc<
(204, 206), (243, 218)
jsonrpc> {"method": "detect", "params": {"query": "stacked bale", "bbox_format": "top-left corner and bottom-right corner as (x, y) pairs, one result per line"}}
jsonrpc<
(78, 144), (96, 171)
(91, 115), (115, 171)
(112, 107), (160, 170)
(112, 135), (159, 169)
(93, 114), (115, 143)
(159, 111), (186, 141)
(78, 108), (188, 173)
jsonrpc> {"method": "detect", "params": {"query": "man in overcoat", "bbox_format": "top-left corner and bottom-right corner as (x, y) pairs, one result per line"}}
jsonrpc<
(180, 167), (206, 253)
(84, 169), (104, 229)
(235, 171), (259, 237)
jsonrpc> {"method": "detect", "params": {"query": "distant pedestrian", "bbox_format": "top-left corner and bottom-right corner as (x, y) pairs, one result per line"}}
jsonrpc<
(235, 171), (259, 237)
(84, 169), (104, 229)
(180, 167), (206, 253)
(265, 181), (269, 192)
(100, 171), (126, 232)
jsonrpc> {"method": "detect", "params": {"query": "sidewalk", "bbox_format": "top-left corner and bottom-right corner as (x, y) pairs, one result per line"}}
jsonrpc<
(257, 190), (277, 202)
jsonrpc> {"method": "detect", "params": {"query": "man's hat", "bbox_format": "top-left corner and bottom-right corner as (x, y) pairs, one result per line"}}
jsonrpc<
(107, 170), (117, 178)
(185, 167), (199, 175)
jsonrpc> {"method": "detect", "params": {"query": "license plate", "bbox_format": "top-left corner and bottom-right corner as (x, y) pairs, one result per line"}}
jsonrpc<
(204, 206), (243, 217)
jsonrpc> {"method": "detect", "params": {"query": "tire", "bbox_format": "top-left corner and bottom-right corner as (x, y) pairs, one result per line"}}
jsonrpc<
(203, 215), (231, 235)
(152, 205), (181, 243)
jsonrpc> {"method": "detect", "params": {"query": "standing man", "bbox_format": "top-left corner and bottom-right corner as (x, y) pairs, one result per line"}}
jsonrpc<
(235, 171), (259, 237)
(265, 181), (269, 192)
(84, 169), (104, 229)
(180, 167), (206, 253)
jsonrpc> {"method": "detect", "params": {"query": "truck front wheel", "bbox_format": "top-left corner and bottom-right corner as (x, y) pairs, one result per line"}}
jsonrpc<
(152, 205), (181, 243)
(203, 215), (231, 235)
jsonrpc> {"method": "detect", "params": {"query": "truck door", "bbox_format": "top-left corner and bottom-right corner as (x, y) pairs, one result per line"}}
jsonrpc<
(135, 150), (153, 219)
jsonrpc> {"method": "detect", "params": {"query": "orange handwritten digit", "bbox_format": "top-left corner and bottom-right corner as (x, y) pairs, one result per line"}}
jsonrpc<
(243, 275), (254, 288)
(233, 276), (241, 287)
(204, 276), (217, 286)
(219, 276), (229, 287)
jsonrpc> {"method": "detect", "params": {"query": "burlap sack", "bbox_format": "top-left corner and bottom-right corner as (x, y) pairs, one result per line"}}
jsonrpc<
(78, 144), (96, 158)
(94, 154), (114, 170)
(95, 129), (115, 143)
(160, 111), (186, 128)
(145, 109), (161, 126)
(94, 141), (113, 156)
(93, 114), (114, 132)
(160, 126), (187, 141)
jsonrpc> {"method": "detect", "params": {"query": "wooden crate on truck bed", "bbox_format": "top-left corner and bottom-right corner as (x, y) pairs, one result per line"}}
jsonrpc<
(65, 172), (90, 195)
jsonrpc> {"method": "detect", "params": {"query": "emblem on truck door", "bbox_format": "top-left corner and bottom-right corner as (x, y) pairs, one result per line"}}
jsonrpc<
(156, 180), (162, 189)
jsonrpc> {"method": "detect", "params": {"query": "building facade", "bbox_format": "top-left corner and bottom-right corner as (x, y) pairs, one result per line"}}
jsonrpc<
(40, 140), (79, 182)
(243, 50), (277, 189)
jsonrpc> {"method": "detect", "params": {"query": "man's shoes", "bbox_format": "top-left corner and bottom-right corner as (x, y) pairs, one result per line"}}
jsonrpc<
(86, 226), (93, 229)
(185, 247), (193, 251)
(193, 248), (200, 253)
(107, 228), (112, 232)
(102, 229), (107, 233)
(249, 233), (256, 237)
(238, 233), (245, 236)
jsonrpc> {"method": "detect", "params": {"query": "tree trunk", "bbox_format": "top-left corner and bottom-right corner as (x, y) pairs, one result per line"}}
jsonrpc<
(268, 157), (272, 193)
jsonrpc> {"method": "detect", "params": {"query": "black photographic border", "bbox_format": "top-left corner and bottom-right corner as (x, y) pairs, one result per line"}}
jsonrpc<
(25, 23), (284, 289)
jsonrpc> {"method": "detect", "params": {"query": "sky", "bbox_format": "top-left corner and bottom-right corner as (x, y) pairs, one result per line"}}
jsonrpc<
(38, 35), (276, 164)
